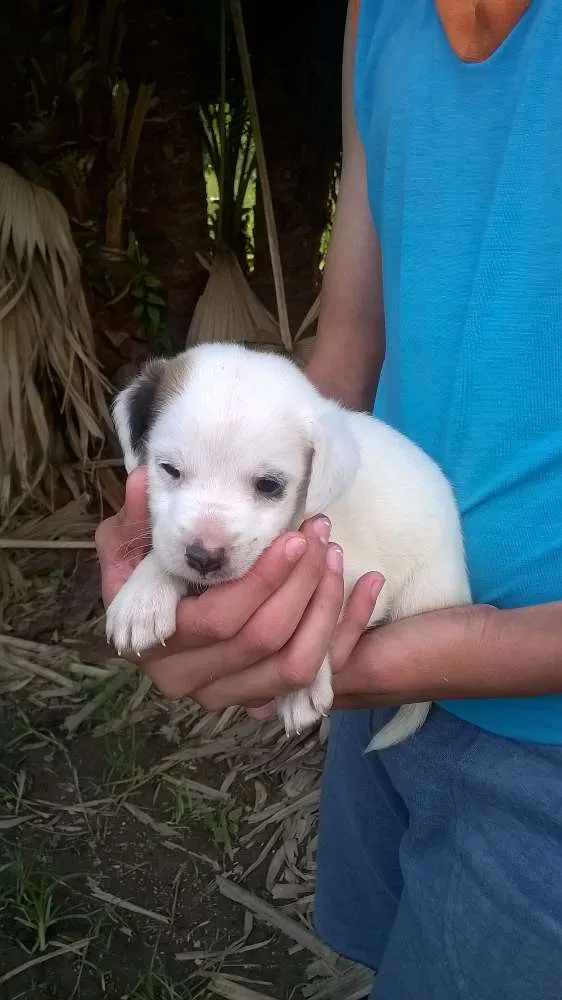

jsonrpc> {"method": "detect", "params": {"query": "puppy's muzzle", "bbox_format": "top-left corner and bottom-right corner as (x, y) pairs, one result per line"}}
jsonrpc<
(185, 542), (226, 577)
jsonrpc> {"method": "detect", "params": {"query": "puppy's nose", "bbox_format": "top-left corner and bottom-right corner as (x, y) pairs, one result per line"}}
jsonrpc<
(185, 542), (225, 576)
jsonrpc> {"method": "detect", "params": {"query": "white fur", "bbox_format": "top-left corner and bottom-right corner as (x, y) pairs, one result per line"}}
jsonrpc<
(107, 343), (472, 752)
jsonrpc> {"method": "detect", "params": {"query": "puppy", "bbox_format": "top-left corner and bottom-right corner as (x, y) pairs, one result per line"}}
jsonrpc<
(106, 342), (471, 752)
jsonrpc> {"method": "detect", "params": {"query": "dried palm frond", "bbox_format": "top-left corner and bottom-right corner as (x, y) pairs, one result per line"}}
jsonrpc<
(0, 162), (112, 527)
(186, 248), (285, 354)
(293, 292), (321, 367)
(0, 495), (96, 620)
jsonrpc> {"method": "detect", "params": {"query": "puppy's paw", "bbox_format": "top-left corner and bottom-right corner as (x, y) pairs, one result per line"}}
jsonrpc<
(308, 660), (334, 718)
(277, 689), (322, 737)
(106, 554), (183, 656)
(277, 661), (334, 737)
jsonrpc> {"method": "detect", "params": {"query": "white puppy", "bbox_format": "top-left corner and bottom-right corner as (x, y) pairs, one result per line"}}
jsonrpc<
(107, 342), (471, 752)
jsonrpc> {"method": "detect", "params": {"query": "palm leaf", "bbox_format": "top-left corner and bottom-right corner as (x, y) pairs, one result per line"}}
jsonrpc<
(186, 247), (283, 352)
(0, 162), (112, 527)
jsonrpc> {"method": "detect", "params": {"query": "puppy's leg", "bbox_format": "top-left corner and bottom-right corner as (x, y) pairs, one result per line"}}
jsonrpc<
(276, 573), (391, 739)
(393, 551), (471, 619)
(106, 551), (185, 656)
(366, 555), (471, 753)
(277, 658), (334, 737)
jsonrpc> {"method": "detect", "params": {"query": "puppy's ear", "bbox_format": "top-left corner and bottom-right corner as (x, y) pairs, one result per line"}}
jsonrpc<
(304, 406), (360, 517)
(112, 358), (168, 473)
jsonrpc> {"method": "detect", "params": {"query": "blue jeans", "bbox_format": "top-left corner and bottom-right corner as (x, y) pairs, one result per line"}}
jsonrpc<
(314, 706), (562, 1000)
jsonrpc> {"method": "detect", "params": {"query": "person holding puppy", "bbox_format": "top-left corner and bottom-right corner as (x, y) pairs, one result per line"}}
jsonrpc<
(96, 1), (562, 997)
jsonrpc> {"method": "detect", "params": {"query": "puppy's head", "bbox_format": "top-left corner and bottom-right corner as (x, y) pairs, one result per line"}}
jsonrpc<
(113, 343), (359, 585)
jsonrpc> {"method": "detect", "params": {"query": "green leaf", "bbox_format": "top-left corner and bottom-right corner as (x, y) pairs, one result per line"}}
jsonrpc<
(132, 303), (144, 320)
(143, 274), (163, 289)
(146, 292), (166, 306)
(146, 305), (162, 331)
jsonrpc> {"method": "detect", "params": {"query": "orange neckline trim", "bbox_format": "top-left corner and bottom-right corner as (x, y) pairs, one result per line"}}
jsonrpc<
(436, 0), (532, 62)
(350, 0), (532, 64)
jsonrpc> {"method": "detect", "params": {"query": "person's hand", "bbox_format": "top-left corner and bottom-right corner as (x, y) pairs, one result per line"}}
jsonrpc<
(95, 468), (384, 715)
(244, 569), (386, 721)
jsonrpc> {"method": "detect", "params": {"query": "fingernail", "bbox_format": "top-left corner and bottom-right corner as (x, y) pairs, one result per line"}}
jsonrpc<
(313, 517), (331, 543)
(327, 543), (343, 573)
(285, 536), (307, 562)
(371, 575), (385, 601)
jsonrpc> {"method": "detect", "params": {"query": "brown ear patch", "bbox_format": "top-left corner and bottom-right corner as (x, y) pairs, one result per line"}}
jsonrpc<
(435, 0), (532, 62)
(157, 352), (191, 405)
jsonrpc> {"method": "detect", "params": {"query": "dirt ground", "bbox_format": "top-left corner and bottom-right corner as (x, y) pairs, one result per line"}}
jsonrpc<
(0, 702), (311, 999)
(0, 549), (371, 1000)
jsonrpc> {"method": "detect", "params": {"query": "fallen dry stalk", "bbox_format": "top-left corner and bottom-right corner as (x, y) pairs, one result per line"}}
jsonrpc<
(87, 877), (170, 925)
(0, 936), (93, 987)
(0, 538), (96, 549)
(215, 875), (336, 968)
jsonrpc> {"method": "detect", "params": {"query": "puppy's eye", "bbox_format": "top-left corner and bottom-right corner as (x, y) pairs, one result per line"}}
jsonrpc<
(160, 462), (181, 480)
(254, 476), (285, 499)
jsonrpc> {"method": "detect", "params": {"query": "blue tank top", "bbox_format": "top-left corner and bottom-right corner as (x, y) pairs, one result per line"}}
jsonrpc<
(354, 0), (562, 743)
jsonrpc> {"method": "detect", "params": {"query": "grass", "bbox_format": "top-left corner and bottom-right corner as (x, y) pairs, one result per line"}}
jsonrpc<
(99, 726), (146, 794)
(1, 849), (66, 954)
(125, 950), (210, 1000)
(158, 776), (244, 854)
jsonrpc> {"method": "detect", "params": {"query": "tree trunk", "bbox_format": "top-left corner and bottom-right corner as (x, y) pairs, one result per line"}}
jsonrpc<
(120, 1), (210, 353)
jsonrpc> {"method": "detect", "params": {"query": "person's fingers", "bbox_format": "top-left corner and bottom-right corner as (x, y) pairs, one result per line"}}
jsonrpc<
(142, 528), (330, 688)
(211, 520), (330, 658)
(245, 572), (384, 721)
(191, 542), (344, 711)
(329, 572), (385, 672)
(246, 701), (276, 720)
(144, 518), (330, 663)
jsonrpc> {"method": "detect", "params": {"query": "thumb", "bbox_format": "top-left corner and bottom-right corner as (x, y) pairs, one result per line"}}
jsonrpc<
(96, 467), (150, 608)
(122, 466), (150, 532)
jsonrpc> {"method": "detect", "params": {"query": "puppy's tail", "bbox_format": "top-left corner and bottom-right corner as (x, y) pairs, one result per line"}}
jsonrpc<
(364, 701), (431, 753)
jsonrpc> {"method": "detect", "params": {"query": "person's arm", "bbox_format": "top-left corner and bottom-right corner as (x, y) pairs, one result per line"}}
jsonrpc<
(306, 0), (384, 412)
(332, 598), (562, 707)
(304, 6), (562, 708)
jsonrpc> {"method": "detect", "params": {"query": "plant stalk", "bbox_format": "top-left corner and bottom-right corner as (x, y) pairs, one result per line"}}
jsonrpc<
(228, 0), (292, 350)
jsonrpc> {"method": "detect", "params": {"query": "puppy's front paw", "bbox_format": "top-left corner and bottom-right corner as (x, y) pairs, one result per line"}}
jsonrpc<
(106, 554), (183, 656)
(277, 661), (334, 738)
(277, 690), (323, 737)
